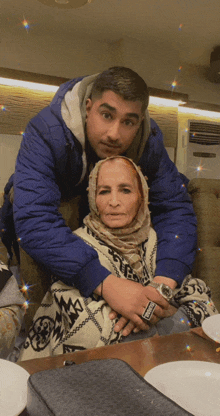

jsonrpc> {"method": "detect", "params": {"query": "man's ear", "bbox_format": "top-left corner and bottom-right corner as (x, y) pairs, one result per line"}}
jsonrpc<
(86, 98), (92, 118)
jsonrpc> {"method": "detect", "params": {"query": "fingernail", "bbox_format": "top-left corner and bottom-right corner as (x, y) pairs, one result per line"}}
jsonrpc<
(133, 328), (139, 333)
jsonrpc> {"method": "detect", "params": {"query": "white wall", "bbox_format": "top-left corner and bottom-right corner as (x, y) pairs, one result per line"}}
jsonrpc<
(0, 135), (22, 193)
(2, 29), (220, 105)
(118, 37), (220, 106)
(1, 33), (114, 78)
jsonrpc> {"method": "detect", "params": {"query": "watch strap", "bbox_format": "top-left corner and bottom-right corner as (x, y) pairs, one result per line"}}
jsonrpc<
(148, 282), (174, 302)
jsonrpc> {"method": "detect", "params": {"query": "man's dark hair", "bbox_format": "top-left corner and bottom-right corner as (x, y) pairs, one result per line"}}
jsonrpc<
(91, 66), (149, 111)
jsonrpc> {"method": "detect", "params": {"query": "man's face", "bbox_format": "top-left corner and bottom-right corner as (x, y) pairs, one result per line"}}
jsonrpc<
(85, 90), (144, 159)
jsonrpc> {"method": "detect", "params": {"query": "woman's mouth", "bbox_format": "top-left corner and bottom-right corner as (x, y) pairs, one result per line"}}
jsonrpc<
(106, 213), (124, 216)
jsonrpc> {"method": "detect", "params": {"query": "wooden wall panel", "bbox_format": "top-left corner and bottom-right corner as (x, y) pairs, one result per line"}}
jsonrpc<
(148, 104), (178, 148)
(0, 85), (55, 135)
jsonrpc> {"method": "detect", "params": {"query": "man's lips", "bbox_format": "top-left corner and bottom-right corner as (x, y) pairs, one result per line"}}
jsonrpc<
(100, 142), (121, 149)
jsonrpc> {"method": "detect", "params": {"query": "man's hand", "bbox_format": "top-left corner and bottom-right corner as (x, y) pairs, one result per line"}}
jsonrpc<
(106, 275), (178, 337)
(153, 275), (178, 290)
(96, 274), (170, 331)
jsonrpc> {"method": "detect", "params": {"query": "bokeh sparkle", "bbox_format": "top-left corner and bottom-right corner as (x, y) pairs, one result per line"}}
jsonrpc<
(22, 18), (30, 32)
(22, 300), (30, 310)
(171, 79), (178, 90)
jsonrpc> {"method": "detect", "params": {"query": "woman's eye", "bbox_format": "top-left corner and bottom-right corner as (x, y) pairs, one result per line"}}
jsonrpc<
(98, 189), (109, 195)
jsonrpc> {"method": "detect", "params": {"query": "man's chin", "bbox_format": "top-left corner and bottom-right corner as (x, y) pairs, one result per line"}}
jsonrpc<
(96, 146), (123, 160)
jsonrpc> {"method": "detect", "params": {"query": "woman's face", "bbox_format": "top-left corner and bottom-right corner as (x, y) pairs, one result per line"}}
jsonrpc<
(96, 159), (142, 228)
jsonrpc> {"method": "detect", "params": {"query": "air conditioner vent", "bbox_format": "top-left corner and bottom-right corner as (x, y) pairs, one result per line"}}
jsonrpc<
(189, 121), (220, 145)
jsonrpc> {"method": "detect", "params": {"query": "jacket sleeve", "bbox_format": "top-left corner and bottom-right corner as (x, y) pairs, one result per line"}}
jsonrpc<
(13, 119), (110, 297)
(139, 120), (197, 286)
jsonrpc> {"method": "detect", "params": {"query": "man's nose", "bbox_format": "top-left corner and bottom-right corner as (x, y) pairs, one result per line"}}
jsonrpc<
(107, 121), (121, 142)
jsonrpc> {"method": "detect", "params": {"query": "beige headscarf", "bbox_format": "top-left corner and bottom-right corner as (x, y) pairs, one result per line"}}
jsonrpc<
(83, 156), (151, 277)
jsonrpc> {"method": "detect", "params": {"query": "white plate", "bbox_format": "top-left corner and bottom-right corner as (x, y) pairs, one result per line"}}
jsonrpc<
(0, 359), (30, 416)
(202, 314), (220, 342)
(144, 361), (220, 416)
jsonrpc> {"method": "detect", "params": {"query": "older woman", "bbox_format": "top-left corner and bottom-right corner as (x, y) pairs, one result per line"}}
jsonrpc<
(19, 157), (217, 360)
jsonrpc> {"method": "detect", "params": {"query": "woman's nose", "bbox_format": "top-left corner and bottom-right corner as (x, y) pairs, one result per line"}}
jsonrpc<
(109, 191), (120, 206)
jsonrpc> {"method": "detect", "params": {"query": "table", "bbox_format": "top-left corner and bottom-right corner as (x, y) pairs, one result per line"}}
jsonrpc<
(19, 328), (220, 378)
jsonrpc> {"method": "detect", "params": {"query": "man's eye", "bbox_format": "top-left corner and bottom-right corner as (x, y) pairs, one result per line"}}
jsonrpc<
(102, 112), (112, 120)
(124, 120), (134, 126)
(122, 188), (131, 194)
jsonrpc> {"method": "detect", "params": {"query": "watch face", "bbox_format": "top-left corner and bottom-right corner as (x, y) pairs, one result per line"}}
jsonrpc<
(161, 284), (172, 300)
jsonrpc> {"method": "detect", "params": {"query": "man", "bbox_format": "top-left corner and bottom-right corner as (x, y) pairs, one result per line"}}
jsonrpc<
(13, 67), (197, 335)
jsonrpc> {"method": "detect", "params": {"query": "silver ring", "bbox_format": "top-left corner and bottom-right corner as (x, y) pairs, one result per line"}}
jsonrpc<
(142, 301), (156, 321)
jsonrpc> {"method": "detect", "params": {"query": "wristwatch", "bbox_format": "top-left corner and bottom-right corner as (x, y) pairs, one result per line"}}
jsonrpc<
(148, 282), (174, 302)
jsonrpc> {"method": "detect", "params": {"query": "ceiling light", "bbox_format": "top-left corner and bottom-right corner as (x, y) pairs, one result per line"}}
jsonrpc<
(55, 0), (69, 3)
(0, 76), (188, 102)
(0, 77), (59, 92)
(178, 106), (220, 119)
(37, 0), (94, 9)
(149, 96), (186, 107)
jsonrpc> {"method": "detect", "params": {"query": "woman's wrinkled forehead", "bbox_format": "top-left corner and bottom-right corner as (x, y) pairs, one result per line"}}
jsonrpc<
(99, 157), (135, 171)
(88, 156), (148, 215)
(96, 157), (143, 196)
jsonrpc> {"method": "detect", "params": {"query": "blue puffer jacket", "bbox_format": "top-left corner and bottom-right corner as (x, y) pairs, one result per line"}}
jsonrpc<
(13, 77), (197, 297)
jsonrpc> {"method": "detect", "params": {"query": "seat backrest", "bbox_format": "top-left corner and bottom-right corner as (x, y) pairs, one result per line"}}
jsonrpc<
(188, 178), (220, 311)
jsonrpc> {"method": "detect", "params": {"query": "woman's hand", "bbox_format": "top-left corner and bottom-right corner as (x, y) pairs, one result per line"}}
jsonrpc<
(109, 310), (146, 336)
(109, 304), (177, 337)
